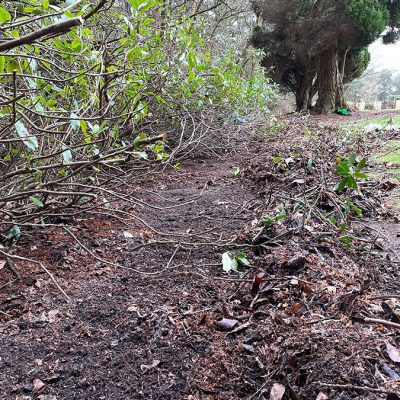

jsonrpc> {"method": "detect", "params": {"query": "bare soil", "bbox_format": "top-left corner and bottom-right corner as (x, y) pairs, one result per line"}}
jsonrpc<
(1, 116), (400, 400)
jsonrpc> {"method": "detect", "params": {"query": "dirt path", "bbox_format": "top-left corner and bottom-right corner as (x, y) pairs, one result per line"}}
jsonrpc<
(0, 155), (264, 400)
(1, 124), (400, 400)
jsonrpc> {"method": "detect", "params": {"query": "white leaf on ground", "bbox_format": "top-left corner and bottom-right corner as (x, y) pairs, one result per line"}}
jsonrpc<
(123, 231), (134, 238)
(48, 309), (60, 323)
(33, 378), (45, 391)
(270, 383), (285, 400)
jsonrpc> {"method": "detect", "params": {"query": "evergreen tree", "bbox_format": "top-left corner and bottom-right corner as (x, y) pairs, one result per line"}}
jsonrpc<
(251, 0), (400, 113)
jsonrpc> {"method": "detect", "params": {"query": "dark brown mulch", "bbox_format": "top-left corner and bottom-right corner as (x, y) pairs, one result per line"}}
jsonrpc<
(1, 119), (400, 400)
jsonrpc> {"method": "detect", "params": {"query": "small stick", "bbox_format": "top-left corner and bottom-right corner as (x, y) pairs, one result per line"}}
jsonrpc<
(363, 317), (400, 330)
(369, 295), (400, 300)
(317, 382), (392, 394)
(0, 250), (70, 302)
(5, 257), (21, 280)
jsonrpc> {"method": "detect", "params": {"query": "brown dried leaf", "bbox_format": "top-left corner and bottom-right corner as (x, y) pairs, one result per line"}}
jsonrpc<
(299, 282), (313, 295)
(290, 302), (303, 314)
(284, 256), (307, 270)
(386, 342), (400, 363)
(0, 260), (5, 270)
(270, 382), (285, 400)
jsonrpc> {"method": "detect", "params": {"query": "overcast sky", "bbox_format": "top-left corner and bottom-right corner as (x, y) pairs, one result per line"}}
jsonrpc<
(369, 39), (400, 71)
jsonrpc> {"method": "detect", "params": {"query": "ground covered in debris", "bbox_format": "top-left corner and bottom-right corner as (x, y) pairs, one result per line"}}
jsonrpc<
(1, 115), (400, 400)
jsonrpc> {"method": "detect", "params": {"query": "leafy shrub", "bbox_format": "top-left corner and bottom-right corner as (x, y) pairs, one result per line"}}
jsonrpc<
(0, 0), (276, 228)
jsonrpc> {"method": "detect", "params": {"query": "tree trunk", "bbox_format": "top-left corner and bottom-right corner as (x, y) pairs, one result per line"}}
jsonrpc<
(335, 49), (349, 109)
(315, 46), (338, 114)
(295, 67), (314, 112)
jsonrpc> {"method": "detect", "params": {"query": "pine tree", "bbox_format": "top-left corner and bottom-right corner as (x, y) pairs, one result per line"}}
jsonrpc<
(251, 0), (400, 113)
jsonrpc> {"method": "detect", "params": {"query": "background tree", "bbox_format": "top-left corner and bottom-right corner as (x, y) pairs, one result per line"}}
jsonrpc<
(251, 0), (400, 113)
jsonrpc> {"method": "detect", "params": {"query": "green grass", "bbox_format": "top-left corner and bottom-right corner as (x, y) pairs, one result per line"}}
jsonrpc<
(375, 140), (400, 163)
(342, 116), (400, 129)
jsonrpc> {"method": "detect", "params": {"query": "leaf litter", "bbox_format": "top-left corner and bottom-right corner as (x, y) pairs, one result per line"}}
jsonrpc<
(1, 115), (400, 399)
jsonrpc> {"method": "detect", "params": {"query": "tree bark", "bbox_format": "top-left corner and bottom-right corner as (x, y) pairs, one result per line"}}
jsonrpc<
(335, 49), (349, 109)
(295, 65), (314, 112)
(315, 46), (338, 114)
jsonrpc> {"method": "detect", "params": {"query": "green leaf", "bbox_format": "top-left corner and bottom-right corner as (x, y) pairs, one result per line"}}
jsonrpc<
(356, 158), (367, 171)
(15, 121), (39, 151)
(29, 195), (44, 207)
(133, 132), (147, 149)
(235, 252), (251, 267)
(62, 148), (73, 164)
(0, 56), (5, 74)
(71, 39), (81, 50)
(337, 177), (348, 192)
(70, 113), (80, 131)
(137, 151), (149, 160)
(336, 162), (350, 176)
(272, 156), (282, 164)
(260, 214), (274, 226)
(6, 59), (20, 73)
(6, 225), (21, 240)
(276, 210), (287, 220)
(349, 153), (357, 163)
(230, 167), (240, 178)
(340, 235), (352, 249)
(80, 120), (87, 135)
(347, 176), (358, 190)
(0, 7), (11, 23)
(353, 172), (368, 179)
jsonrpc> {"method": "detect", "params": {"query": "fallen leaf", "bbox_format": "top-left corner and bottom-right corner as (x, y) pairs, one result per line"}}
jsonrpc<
(251, 273), (264, 296)
(386, 342), (400, 363)
(140, 359), (160, 372)
(270, 382), (285, 400)
(382, 363), (400, 380)
(292, 179), (305, 185)
(316, 393), (328, 400)
(216, 318), (238, 331)
(290, 302), (303, 314)
(284, 256), (307, 270)
(299, 282), (313, 294)
(33, 378), (45, 392)
(228, 320), (252, 335)
(0, 260), (5, 270)
(123, 231), (134, 238)
(242, 343), (255, 353)
(48, 309), (59, 323)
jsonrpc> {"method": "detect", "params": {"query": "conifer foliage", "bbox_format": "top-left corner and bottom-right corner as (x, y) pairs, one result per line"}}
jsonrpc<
(251, 0), (400, 113)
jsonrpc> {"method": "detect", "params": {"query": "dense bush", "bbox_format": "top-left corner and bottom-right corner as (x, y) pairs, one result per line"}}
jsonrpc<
(0, 0), (275, 230)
